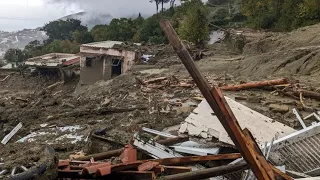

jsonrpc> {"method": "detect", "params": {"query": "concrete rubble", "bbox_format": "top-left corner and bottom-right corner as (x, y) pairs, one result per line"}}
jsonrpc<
(179, 97), (295, 147)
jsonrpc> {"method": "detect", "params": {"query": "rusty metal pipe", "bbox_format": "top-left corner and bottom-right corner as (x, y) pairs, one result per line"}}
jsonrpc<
(160, 162), (249, 180)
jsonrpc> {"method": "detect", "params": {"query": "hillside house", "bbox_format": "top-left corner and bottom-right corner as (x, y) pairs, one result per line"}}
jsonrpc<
(79, 41), (140, 85)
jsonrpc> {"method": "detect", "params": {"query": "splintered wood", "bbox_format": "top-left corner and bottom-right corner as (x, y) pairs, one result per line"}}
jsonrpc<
(221, 79), (320, 101)
(136, 76), (195, 90)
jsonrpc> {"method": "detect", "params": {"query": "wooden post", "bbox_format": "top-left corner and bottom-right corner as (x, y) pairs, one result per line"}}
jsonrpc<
(159, 19), (291, 180)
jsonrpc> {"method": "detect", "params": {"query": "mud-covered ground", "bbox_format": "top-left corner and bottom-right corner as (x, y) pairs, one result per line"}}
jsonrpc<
(0, 23), (320, 178)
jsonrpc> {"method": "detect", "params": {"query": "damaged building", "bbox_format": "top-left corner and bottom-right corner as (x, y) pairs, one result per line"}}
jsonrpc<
(79, 41), (141, 85)
(24, 53), (80, 81)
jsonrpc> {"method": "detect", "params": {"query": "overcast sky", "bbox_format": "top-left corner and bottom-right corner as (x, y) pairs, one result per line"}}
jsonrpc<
(0, 0), (160, 31)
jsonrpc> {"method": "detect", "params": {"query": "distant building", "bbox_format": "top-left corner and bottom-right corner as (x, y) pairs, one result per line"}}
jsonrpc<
(24, 53), (80, 81)
(79, 41), (141, 85)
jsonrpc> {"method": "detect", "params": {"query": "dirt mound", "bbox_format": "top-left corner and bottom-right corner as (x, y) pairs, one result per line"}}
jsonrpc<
(233, 23), (320, 77)
(244, 23), (320, 55)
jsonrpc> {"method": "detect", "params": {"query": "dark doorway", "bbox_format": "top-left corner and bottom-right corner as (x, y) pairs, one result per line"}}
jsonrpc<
(111, 59), (122, 77)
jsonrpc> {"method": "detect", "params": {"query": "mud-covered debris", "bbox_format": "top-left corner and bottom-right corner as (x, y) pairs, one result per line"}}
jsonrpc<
(269, 104), (289, 114)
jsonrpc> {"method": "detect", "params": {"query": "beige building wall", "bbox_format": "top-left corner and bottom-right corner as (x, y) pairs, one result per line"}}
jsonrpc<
(80, 47), (138, 85)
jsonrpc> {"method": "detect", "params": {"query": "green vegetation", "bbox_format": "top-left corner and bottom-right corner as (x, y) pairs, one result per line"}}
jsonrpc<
(241, 0), (320, 31)
(178, 0), (209, 46)
(4, 48), (25, 65)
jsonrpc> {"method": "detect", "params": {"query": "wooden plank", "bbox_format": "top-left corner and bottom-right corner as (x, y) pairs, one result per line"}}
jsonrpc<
(1, 122), (22, 144)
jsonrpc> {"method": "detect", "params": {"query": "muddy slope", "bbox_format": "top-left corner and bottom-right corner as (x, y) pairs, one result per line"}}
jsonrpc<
(234, 24), (320, 77)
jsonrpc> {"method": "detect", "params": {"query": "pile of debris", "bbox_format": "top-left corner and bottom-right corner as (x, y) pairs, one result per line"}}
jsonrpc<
(58, 130), (243, 180)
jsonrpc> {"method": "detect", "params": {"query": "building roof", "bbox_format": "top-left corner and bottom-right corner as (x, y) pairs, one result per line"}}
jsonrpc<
(25, 53), (80, 67)
(81, 41), (124, 49)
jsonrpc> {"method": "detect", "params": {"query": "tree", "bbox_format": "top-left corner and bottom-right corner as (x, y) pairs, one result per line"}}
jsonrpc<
(161, 0), (171, 13)
(91, 25), (109, 42)
(41, 19), (88, 42)
(137, 15), (168, 44)
(106, 18), (136, 41)
(4, 48), (25, 65)
(72, 30), (94, 44)
(178, 0), (209, 46)
(150, 0), (161, 14)
(43, 40), (80, 54)
(170, 0), (176, 7)
(23, 40), (44, 58)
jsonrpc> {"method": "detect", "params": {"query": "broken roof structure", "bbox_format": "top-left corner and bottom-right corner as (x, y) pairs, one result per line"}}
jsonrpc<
(79, 41), (141, 85)
(25, 53), (80, 67)
(24, 53), (80, 81)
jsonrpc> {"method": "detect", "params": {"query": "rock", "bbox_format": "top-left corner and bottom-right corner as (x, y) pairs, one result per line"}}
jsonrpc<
(247, 95), (261, 103)
(235, 96), (248, 101)
(268, 104), (289, 113)
(62, 102), (76, 109)
(101, 97), (111, 107)
(0, 101), (5, 107)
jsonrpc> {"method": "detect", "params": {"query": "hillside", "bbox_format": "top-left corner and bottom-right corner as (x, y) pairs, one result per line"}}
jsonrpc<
(0, 28), (47, 58)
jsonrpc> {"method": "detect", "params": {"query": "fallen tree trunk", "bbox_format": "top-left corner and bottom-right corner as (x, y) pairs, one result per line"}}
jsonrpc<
(220, 78), (289, 91)
(293, 89), (320, 100)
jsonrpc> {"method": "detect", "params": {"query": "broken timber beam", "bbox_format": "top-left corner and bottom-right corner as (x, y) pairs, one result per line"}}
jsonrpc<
(152, 153), (241, 165)
(159, 162), (249, 180)
(75, 149), (124, 161)
(144, 77), (167, 84)
(220, 78), (289, 91)
(160, 19), (291, 180)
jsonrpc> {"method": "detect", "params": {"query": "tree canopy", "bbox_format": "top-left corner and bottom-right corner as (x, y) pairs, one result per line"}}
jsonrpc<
(178, 0), (209, 46)
(41, 19), (88, 42)
(241, 0), (320, 31)
(4, 49), (25, 65)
